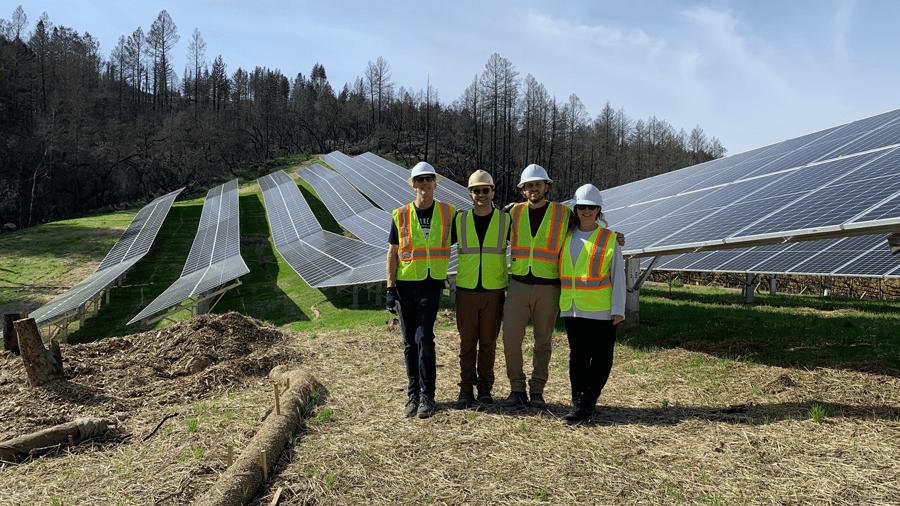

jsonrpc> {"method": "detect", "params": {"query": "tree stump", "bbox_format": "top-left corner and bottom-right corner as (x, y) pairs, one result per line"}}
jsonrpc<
(3, 313), (27, 354)
(13, 317), (65, 387)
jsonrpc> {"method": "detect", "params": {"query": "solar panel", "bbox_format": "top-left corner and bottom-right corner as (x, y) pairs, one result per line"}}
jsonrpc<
(257, 171), (387, 288)
(127, 180), (250, 324)
(296, 163), (392, 245)
(322, 151), (473, 212)
(29, 188), (184, 325)
(321, 151), (411, 212)
(644, 233), (900, 279)
(356, 152), (473, 209)
(304, 157), (461, 275)
(610, 108), (900, 260)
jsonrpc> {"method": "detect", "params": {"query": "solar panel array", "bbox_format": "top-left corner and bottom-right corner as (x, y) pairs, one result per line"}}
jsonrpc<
(606, 108), (900, 272)
(30, 188), (184, 324)
(128, 180), (250, 324)
(257, 170), (387, 288)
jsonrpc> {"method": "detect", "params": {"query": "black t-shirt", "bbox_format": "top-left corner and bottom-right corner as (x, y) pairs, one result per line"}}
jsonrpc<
(389, 203), (445, 291)
(456, 210), (500, 292)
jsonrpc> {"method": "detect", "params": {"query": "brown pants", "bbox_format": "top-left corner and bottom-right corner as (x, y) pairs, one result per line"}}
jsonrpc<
(501, 279), (560, 394)
(456, 289), (505, 395)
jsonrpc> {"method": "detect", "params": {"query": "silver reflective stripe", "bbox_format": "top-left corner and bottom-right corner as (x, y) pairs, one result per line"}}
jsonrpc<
(546, 202), (564, 251)
(573, 276), (611, 289)
(588, 229), (613, 276)
(494, 211), (507, 250)
(532, 250), (557, 261)
(458, 211), (480, 254)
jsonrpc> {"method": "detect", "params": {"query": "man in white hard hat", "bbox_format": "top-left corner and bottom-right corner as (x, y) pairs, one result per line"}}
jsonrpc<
(386, 161), (457, 419)
(451, 170), (510, 409)
(501, 163), (569, 409)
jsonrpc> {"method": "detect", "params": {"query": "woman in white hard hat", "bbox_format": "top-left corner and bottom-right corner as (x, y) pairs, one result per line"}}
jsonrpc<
(557, 184), (626, 423)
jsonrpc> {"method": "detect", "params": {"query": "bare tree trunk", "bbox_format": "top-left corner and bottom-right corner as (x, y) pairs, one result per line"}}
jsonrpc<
(0, 418), (110, 460)
(14, 317), (65, 387)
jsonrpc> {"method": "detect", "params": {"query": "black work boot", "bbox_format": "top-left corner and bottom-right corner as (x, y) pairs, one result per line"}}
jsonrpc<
(477, 387), (494, 405)
(455, 391), (475, 409)
(564, 396), (592, 423)
(503, 391), (530, 408)
(529, 392), (548, 410)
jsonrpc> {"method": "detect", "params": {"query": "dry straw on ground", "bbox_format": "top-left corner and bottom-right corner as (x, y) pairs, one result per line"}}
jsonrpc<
(1, 311), (899, 505)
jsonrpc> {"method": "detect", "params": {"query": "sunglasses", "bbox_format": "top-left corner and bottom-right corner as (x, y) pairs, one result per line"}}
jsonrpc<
(470, 187), (492, 195)
(414, 175), (435, 183)
(575, 205), (599, 211)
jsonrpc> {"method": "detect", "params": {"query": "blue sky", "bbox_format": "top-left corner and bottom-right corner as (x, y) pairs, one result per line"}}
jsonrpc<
(7, 0), (899, 156)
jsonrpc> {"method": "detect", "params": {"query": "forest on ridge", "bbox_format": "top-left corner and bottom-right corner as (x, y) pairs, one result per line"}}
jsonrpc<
(0, 6), (725, 229)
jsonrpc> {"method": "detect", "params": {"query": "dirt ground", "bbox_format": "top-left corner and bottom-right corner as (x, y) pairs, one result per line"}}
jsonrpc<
(1, 311), (899, 505)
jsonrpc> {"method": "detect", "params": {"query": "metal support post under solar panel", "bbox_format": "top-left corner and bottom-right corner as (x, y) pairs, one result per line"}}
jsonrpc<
(624, 258), (641, 326)
(142, 279), (242, 326)
(770, 274), (778, 295)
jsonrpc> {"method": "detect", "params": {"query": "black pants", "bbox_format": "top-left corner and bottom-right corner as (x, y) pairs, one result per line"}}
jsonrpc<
(564, 317), (617, 403)
(398, 285), (442, 399)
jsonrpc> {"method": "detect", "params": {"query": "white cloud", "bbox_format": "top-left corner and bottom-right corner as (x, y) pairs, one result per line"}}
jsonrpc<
(832, 0), (855, 67)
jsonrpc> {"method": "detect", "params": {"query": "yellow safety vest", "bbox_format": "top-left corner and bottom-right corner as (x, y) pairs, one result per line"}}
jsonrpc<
(455, 209), (510, 290)
(393, 201), (456, 281)
(509, 201), (569, 279)
(559, 227), (616, 311)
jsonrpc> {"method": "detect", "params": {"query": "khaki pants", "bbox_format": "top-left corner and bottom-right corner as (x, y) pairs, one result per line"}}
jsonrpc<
(501, 279), (560, 394)
(456, 289), (505, 395)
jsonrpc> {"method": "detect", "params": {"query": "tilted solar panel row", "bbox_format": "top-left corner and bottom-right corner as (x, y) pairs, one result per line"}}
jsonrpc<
(296, 163), (392, 246)
(128, 180), (250, 324)
(642, 233), (900, 278)
(29, 188), (184, 325)
(257, 170), (387, 288)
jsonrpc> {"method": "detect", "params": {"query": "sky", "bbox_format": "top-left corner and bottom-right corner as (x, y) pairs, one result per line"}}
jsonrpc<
(6, 0), (900, 156)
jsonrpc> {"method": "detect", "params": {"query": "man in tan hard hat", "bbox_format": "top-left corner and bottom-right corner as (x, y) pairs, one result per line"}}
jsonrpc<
(451, 170), (510, 409)
(386, 161), (457, 419)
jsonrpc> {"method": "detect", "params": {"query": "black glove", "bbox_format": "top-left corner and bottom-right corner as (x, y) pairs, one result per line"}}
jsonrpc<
(386, 287), (399, 314)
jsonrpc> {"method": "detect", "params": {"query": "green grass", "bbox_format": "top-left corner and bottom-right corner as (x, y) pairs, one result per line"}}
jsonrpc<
(621, 285), (900, 371)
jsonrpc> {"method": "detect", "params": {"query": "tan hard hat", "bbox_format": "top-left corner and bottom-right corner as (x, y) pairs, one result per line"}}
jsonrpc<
(467, 170), (495, 189)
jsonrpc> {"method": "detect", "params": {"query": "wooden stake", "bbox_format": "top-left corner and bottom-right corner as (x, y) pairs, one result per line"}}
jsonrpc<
(269, 487), (284, 506)
(274, 383), (281, 416)
(260, 451), (268, 481)
(227, 445), (233, 467)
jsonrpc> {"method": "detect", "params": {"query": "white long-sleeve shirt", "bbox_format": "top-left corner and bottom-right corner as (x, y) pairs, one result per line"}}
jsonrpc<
(559, 228), (626, 320)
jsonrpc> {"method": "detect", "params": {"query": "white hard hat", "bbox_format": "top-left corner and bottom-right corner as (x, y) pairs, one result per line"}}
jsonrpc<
(572, 184), (603, 207)
(518, 164), (552, 188)
(467, 170), (494, 188)
(407, 162), (442, 186)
